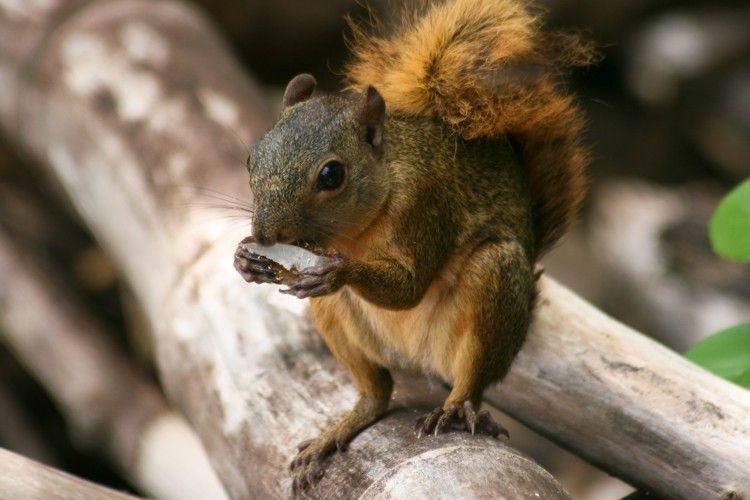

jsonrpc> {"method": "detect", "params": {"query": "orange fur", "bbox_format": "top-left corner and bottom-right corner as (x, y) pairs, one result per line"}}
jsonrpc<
(345, 0), (596, 254)
(315, 248), (474, 381)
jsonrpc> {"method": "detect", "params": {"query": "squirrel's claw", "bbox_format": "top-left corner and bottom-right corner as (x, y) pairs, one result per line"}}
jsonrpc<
(289, 435), (340, 495)
(415, 407), (444, 438)
(415, 402), (508, 439)
(296, 438), (314, 452)
(298, 262), (340, 276)
(234, 242), (292, 285)
(281, 254), (347, 298)
(234, 252), (277, 284)
(462, 401), (507, 438)
(433, 404), (459, 436)
(291, 461), (325, 496)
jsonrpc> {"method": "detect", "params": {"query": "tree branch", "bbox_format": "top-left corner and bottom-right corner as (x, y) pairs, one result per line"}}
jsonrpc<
(0, 226), (228, 500)
(488, 277), (750, 498)
(0, 447), (139, 500)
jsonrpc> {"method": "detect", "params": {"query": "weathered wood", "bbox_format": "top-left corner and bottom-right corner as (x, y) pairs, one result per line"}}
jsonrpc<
(0, 447), (139, 500)
(488, 276), (750, 498)
(0, 1), (569, 498)
(0, 227), (228, 500)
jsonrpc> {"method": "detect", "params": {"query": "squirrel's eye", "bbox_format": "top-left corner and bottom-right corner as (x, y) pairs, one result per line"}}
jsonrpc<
(316, 160), (345, 191)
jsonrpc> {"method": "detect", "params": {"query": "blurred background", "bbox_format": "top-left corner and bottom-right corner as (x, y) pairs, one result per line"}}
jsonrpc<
(0, 0), (748, 497)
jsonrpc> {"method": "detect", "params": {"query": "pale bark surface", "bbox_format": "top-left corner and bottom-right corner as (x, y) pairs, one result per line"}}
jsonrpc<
(0, 1), (568, 498)
(0, 0), (748, 499)
(489, 277), (750, 498)
(0, 228), (228, 500)
(0, 447), (139, 500)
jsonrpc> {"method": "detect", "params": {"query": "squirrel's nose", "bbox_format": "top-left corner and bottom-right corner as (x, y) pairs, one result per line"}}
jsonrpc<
(252, 224), (274, 246)
(252, 227), (294, 246)
(255, 234), (273, 246)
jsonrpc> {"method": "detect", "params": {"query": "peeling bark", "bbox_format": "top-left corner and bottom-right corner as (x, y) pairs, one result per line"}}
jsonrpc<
(0, 0), (747, 499)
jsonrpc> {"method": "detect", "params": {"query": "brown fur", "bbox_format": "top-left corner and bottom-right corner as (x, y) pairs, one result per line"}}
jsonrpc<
(346, 0), (596, 254)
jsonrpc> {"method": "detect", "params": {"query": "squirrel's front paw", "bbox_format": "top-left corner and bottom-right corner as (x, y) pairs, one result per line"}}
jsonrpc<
(281, 252), (347, 299)
(234, 244), (279, 284)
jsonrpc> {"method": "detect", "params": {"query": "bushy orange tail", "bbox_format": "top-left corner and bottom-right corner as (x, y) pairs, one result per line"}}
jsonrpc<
(345, 0), (596, 256)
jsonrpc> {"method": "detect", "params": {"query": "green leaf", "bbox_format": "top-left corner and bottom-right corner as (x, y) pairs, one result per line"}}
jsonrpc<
(734, 369), (750, 389)
(709, 179), (750, 262)
(685, 323), (750, 388)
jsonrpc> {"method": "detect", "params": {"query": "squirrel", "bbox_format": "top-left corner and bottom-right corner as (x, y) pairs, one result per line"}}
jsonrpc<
(233, 0), (596, 492)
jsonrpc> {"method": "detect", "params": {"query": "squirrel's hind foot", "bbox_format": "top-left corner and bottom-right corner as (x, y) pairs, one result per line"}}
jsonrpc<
(290, 436), (339, 495)
(289, 414), (361, 495)
(415, 401), (509, 439)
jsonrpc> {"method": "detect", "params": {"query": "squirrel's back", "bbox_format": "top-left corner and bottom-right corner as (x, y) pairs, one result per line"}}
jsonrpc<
(345, 0), (596, 256)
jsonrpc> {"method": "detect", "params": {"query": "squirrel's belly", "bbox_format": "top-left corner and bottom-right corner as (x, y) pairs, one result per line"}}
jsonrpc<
(348, 259), (470, 382)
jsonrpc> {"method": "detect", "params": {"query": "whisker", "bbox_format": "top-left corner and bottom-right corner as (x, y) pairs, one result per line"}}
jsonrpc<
(176, 199), (254, 211)
(226, 127), (253, 158)
(212, 214), (254, 222)
(189, 212), (253, 226)
(188, 186), (253, 207)
(162, 183), (254, 209)
(189, 191), (254, 210)
(185, 203), (255, 215)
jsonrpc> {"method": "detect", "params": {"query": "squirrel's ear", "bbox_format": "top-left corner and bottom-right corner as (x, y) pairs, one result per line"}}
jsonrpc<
(358, 85), (385, 151)
(282, 73), (316, 108)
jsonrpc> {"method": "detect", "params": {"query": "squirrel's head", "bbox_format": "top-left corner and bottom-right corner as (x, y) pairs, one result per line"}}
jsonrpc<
(247, 74), (388, 247)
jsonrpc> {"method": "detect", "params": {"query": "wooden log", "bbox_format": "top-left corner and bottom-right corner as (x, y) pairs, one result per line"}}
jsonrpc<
(487, 277), (750, 498)
(0, 227), (228, 500)
(0, 1), (569, 498)
(0, 447), (140, 500)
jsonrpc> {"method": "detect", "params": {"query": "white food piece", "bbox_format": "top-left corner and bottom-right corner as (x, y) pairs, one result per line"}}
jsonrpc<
(244, 242), (327, 272)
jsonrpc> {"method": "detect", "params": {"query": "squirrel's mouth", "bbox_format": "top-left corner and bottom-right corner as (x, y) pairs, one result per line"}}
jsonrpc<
(292, 239), (326, 255)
